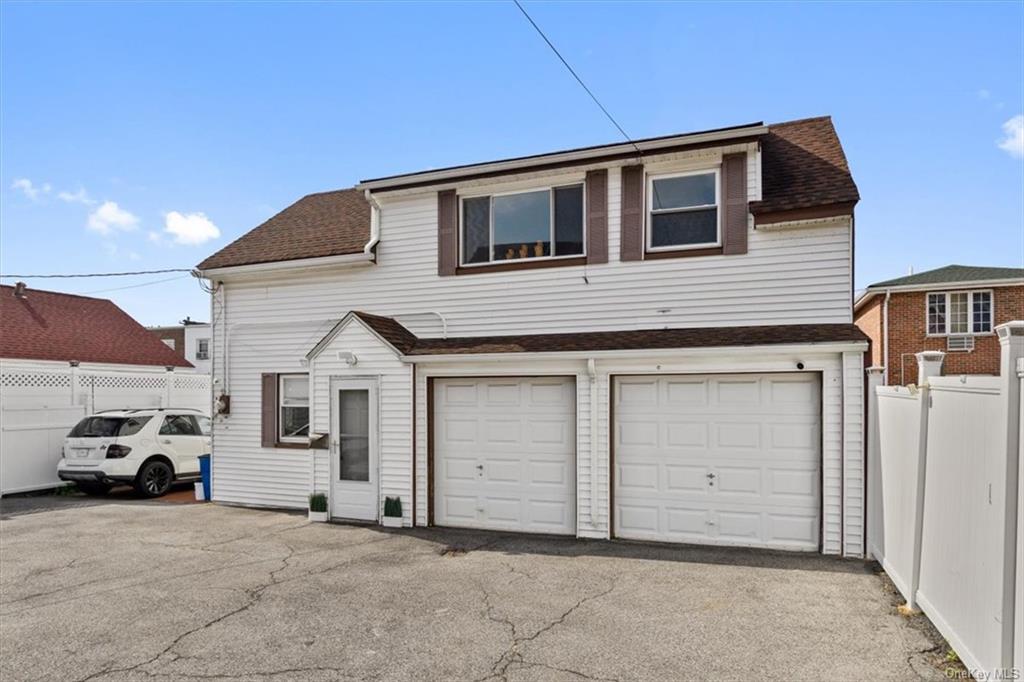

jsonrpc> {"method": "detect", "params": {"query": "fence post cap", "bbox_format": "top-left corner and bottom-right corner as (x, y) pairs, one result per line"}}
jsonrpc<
(866, 366), (885, 375)
(914, 351), (945, 361)
(994, 320), (1024, 339)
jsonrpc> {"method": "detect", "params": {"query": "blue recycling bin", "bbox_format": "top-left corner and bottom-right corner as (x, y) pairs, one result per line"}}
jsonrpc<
(198, 454), (211, 501)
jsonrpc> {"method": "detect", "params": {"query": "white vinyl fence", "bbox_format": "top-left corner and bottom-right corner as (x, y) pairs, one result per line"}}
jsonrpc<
(0, 362), (210, 495)
(868, 322), (1023, 679)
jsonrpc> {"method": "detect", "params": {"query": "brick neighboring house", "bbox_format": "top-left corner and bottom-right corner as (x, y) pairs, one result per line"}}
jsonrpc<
(854, 264), (1024, 385)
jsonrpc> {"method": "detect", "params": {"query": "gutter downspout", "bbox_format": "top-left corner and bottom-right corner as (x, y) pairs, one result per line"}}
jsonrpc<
(587, 358), (598, 527)
(364, 190), (381, 258)
(882, 289), (891, 385)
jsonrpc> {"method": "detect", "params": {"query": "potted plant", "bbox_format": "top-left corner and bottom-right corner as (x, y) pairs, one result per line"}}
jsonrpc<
(308, 492), (329, 522)
(382, 496), (403, 528)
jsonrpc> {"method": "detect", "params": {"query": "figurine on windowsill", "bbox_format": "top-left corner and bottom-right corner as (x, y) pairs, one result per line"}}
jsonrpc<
(534, 241), (544, 257)
(506, 247), (516, 260)
(519, 243), (529, 259)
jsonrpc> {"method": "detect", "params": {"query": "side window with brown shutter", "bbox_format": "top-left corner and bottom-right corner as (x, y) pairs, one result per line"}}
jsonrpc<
(437, 189), (458, 276)
(261, 373), (310, 449)
(261, 373), (278, 448)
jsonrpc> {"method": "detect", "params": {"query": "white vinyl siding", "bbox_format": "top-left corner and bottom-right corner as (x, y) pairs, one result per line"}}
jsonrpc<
(207, 141), (863, 554)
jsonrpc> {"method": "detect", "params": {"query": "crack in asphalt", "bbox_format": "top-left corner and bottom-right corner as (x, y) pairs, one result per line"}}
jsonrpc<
(70, 535), (405, 682)
(475, 569), (618, 682)
(0, 529), (395, 615)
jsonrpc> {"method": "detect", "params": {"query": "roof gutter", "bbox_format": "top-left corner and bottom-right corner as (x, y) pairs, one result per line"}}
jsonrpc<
(357, 124), (768, 191)
(197, 252), (375, 280)
(400, 339), (869, 364)
(363, 189), (381, 257)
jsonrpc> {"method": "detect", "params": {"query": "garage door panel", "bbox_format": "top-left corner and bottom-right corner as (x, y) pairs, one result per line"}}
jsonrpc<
(434, 377), (576, 535)
(614, 373), (821, 551)
(665, 378), (708, 405)
(484, 419), (522, 444)
(665, 422), (708, 448)
(715, 466), (762, 496)
(618, 462), (660, 491)
(665, 464), (708, 494)
(715, 422), (762, 449)
(528, 459), (570, 486)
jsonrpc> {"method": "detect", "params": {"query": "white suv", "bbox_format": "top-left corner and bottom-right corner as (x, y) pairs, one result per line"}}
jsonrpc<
(57, 408), (211, 498)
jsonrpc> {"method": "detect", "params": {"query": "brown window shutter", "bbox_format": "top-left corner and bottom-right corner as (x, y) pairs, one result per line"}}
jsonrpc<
(721, 153), (748, 255)
(585, 169), (608, 264)
(437, 190), (458, 276)
(620, 165), (644, 261)
(261, 373), (278, 448)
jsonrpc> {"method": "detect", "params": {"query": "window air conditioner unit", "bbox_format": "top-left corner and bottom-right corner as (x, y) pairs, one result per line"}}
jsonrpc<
(947, 336), (974, 352)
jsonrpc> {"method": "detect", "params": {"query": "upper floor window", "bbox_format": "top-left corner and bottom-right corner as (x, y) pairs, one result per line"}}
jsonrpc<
(461, 184), (584, 266)
(927, 290), (992, 335)
(196, 338), (210, 361)
(648, 169), (720, 251)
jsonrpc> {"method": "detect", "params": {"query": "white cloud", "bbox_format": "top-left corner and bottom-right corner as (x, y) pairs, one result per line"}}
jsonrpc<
(87, 201), (139, 235)
(11, 178), (51, 201)
(58, 187), (97, 206)
(978, 88), (991, 100)
(998, 115), (1024, 159)
(163, 211), (220, 245)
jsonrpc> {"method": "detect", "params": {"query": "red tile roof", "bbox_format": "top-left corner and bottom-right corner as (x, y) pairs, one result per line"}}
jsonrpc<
(197, 116), (857, 271)
(0, 285), (193, 367)
(352, 313), (868, 356)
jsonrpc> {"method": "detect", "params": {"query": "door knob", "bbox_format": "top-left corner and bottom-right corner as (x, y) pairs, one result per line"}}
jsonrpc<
(706, 472), (716, 479)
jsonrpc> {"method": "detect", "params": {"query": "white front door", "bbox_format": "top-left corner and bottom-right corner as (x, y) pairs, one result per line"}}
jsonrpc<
(330, 378), (379, 522)
(614, 373), (821, 550)
(433, 377), (576, 535)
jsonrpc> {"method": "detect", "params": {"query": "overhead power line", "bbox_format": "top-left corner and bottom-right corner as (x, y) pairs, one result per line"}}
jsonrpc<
(83, 275), (191, 295)
(0, 268), (193, 279)
(512, 0), (641, 154)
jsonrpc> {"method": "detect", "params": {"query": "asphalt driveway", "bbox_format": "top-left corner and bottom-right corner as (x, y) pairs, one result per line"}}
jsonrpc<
(1, 496), (948, 681)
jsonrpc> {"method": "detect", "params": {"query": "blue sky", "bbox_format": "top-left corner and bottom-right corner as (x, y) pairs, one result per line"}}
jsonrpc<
(2, 1), (1022, 326)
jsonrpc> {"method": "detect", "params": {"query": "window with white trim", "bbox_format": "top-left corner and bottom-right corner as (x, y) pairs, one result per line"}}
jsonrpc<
(196, 338), (210, 361)
(926, 291), (993, 335)
(461, 184), (584, 265)
(647, 169), (720, 250)
(279, 374), (309, 442)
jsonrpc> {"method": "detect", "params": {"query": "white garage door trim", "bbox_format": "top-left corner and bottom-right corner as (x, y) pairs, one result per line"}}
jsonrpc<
(612, 372), (822, 551)
(431, 376), (576, 535)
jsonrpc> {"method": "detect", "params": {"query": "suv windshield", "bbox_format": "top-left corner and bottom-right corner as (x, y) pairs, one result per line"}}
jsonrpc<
(69, 416), (152, 438)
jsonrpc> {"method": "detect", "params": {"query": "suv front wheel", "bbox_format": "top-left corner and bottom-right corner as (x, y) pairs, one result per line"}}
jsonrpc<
(135, 460), (174, 498)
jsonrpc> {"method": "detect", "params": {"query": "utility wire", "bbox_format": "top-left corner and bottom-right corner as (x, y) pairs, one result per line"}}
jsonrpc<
(0, 268), (193, 279)
(512, 0), (641, 154)
(83, 275), (191, 295)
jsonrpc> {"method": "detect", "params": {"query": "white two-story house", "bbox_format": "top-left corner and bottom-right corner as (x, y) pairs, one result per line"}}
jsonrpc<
(196, 116), (868, 557)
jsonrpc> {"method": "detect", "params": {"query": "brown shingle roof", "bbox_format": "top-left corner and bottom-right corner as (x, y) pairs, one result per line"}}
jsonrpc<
(0, 285), (193, 367)
(350, 314), (867, 356)
(351, 311), (418, 354)
(749, 116), (859, 216)
(197, 116), (857, 270)
(197, 188), (370, 270)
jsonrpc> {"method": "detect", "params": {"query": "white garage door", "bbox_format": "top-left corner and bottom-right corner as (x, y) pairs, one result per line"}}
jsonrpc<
(433, 377), (575, 535)
(614, 373), (820, 550)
